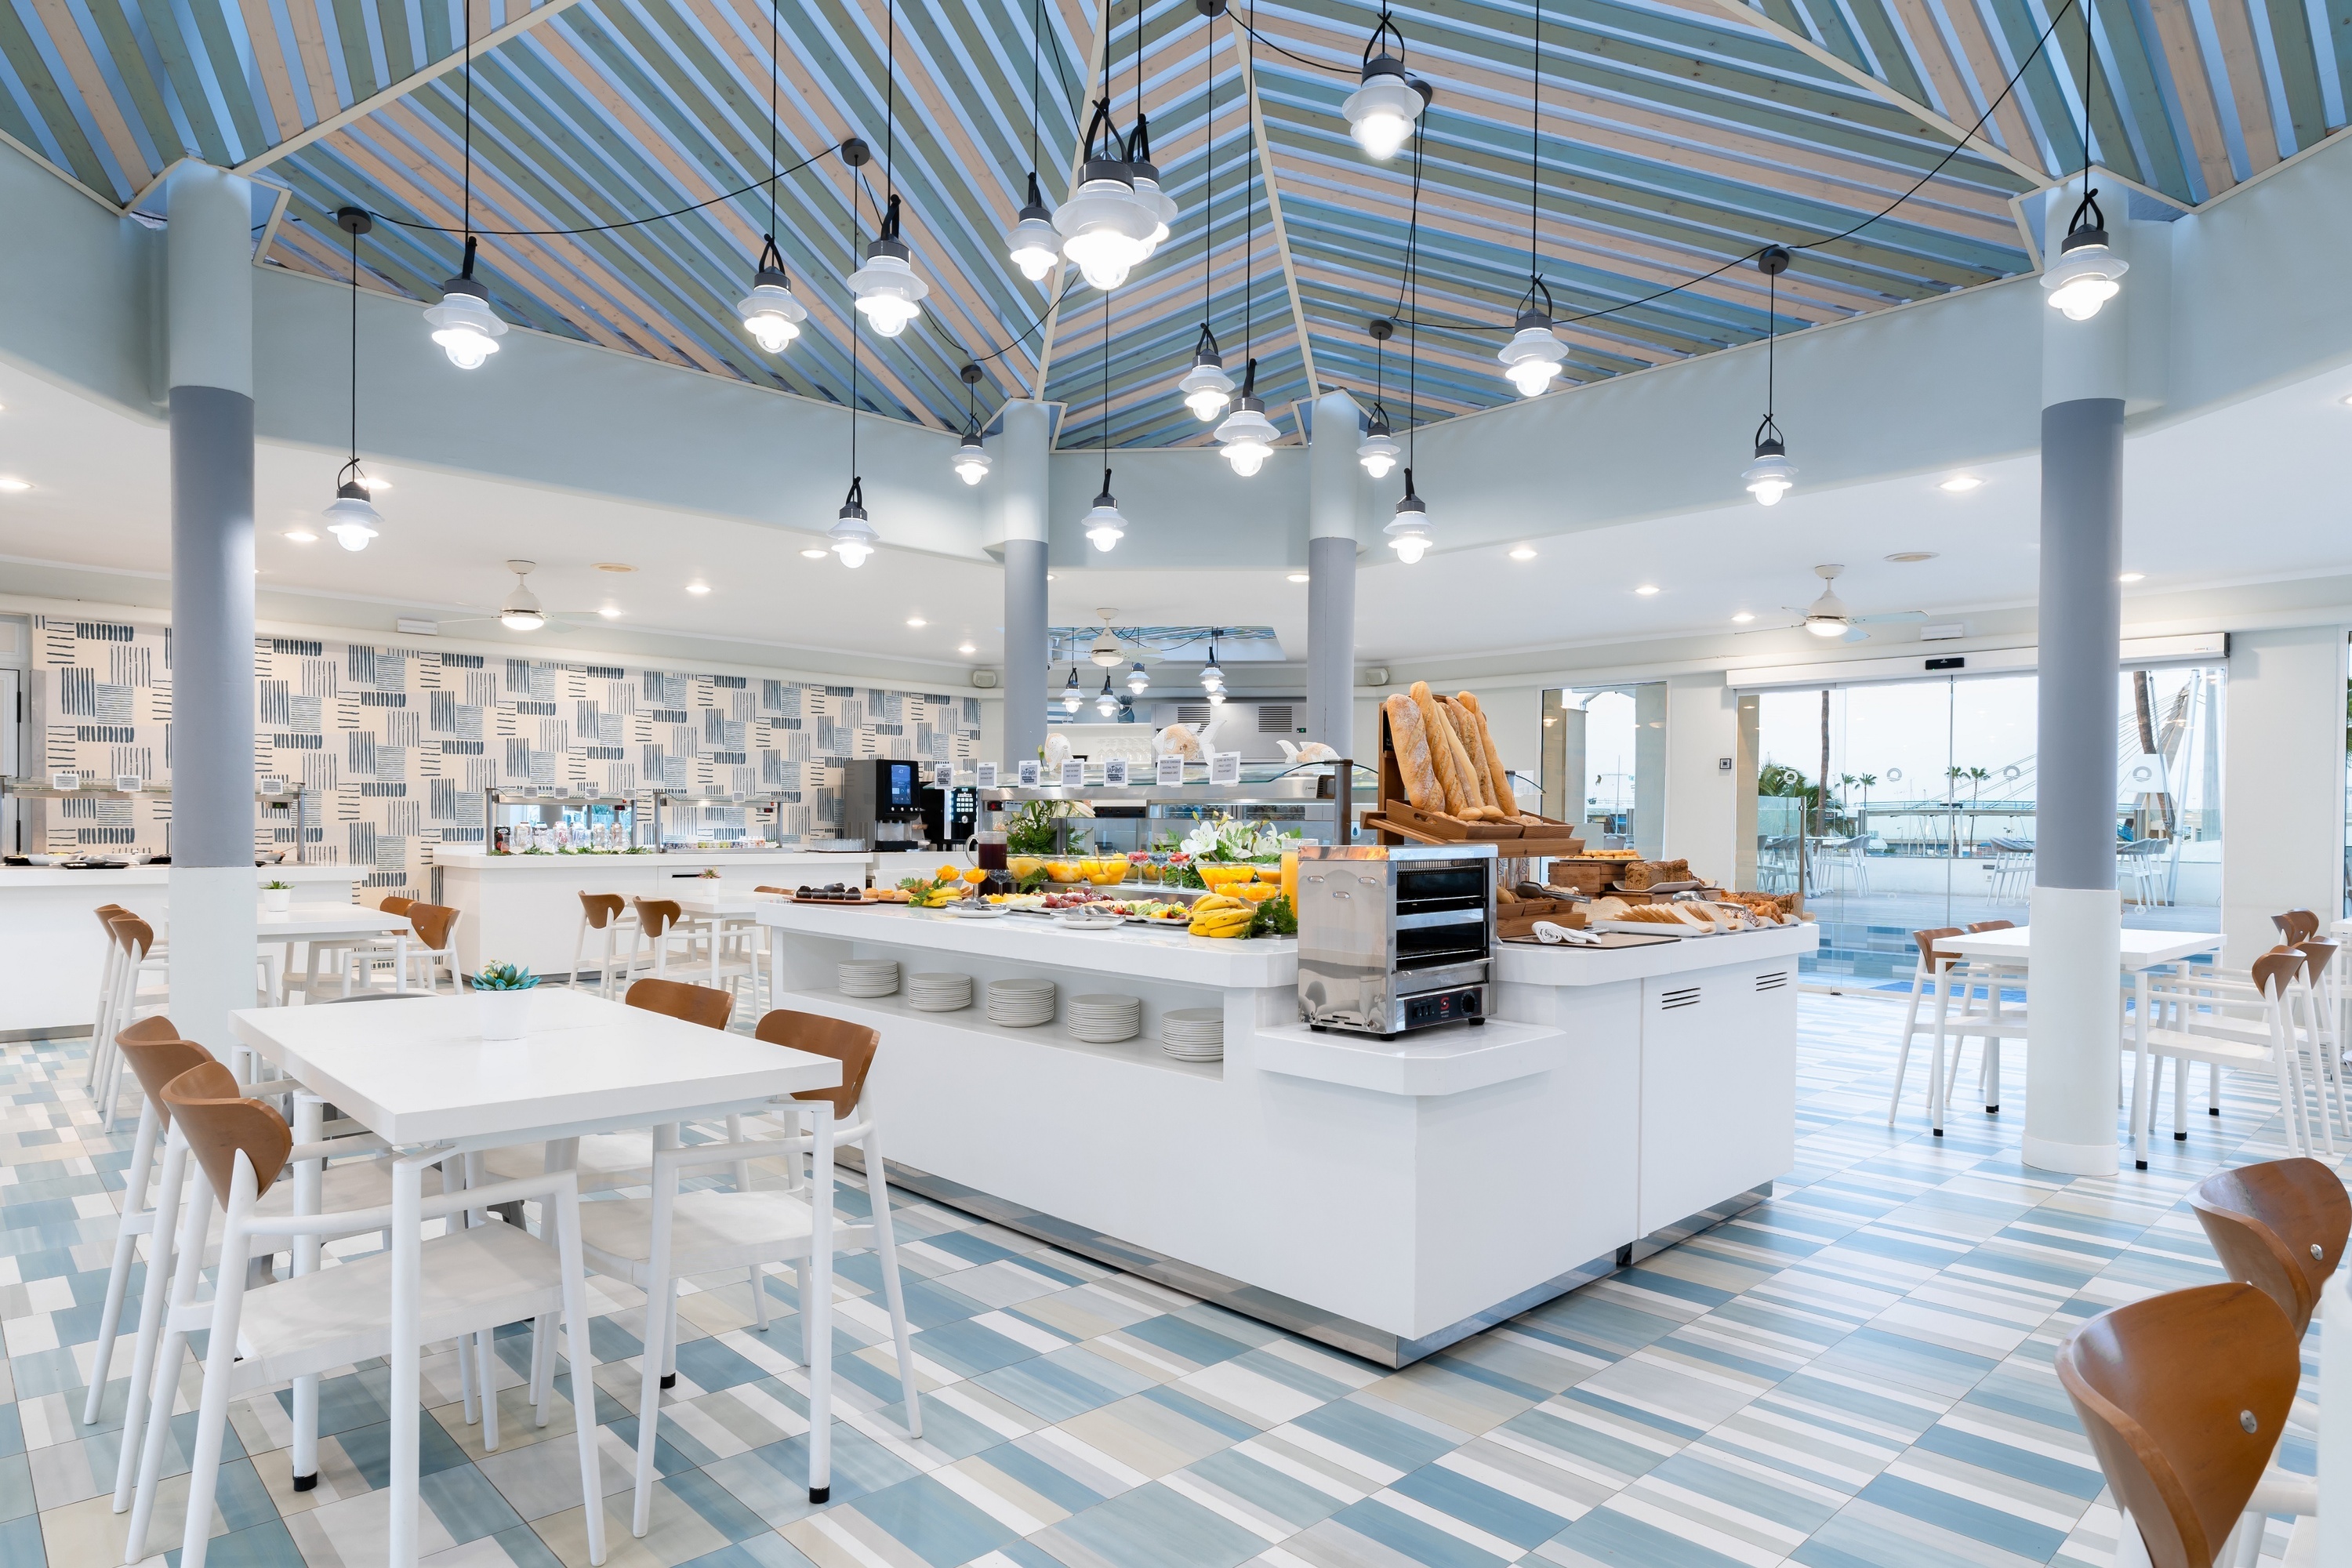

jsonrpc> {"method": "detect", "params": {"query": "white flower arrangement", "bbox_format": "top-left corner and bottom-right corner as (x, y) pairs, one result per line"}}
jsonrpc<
(1179, 813), (1301, 862)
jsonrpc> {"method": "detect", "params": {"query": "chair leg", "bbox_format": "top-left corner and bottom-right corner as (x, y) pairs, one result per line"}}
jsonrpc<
(176, 1230), (255, 1568)
(477, 1327), (501, 1452)
(2173, 1056), (2188, 1141)
(862, 1125), (922, 1439)
(1887, 973), (1923, 1123)
(631, 1276), (670, 1537)
(750, 1265), (771, 1331)
(548, 1186), (607, 1566)
(123, 1160), (215, 1555)
(83, 1102), (160, 1424)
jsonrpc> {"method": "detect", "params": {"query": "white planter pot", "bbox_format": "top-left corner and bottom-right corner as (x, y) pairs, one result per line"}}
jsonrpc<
(474, 988), (535, 1041)
(262, 888), (292, 913)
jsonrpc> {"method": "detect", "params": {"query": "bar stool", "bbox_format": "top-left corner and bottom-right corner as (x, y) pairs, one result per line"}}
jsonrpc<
(568, 891), (640, 996)
(84, 905), (135, 1098)
(571, 1009), (920, 1527)
(138, 1062), (606, 1568)
(93, 914), (171, 1129)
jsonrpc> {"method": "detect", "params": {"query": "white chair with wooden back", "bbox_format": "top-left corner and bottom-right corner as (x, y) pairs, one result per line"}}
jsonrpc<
(568, 891), (641, 996)
(2142, 953), (2321, 1156)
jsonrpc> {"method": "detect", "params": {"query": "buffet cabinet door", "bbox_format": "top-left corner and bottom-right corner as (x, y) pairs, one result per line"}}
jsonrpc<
(1635, 961), (1799, 1238)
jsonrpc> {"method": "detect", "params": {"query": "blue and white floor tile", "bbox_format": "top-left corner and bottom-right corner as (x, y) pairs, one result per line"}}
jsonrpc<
(0, 992), (2329, 1567)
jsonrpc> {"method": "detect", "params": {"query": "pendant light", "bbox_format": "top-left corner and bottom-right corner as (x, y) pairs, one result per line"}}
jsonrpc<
(1385, 122), (1434, 562)
(2044, 0), (2126, 321)
(1496, 2), (1565, 398)
(1200, 632), (1225, 691)
(1173, 20), (1234, 421)
(1083, 293), (1127, 550)
(1214, 69), (1276, 477)
(1094, 670), (1120, 717)
(829, 151), (880, 568)
(1127, 114), (1178, 257)
(953, 364), (991, 485)
(1386, 471), (1431, 563)
(1061, 666), (1083, 713)
(1004, 0), (1061, 282)
(1056, 99), (1154, 289)
(1740, 246), (1796, 506)
(423, 14), (506, 368)
(1342, 8), (1428, 162)
(325, 208), (385, 551)
(739, 0), (807, 354)
(845, 5), (929, 337)
(1126, 661), (1149, 695)
(1358, 318), (1399, 477)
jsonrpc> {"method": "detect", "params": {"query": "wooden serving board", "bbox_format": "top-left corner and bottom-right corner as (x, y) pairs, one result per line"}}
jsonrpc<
(1610, 878), (1705, 894)
(1501, 930), (1677, 949)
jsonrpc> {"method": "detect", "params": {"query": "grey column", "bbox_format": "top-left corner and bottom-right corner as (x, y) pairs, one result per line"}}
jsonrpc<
(996, 400), (1053, 769)
(2024, 176), (2129, 1176)
(1305, 390), (1365, 759)
(166, 165), (258, 1054)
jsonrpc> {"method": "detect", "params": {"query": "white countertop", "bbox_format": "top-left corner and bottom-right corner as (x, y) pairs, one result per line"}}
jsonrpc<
(1494, 921), (1817, 985)
(0, 863), (365, 890)
(759, 899), (1299, 988)
(437, 848), (872, 872)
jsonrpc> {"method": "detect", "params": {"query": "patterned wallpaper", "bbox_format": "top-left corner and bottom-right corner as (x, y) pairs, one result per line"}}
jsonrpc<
(20, 614), (985, 895)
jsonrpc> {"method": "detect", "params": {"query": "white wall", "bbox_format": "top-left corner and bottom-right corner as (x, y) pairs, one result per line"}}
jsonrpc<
(2220, 626), (2347, 965)
(1664, 673), (1740, 882)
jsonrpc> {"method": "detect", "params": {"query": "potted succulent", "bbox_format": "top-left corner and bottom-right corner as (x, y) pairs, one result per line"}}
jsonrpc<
(468, 961), (541, 1040)
(261, 879), (292, 914)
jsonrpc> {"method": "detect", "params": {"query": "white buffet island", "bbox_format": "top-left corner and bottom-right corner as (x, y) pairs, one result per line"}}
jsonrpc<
(435, 848), (876, 979)
(759, 902), (1813, 1366)
(1, 863), (365, 1036)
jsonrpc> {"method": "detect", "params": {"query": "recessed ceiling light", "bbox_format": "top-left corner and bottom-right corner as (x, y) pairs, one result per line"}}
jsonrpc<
(1509, 547), (1537, 561)
(1285, 572), (1310, 583)
(0, 477), (31, 493)
(594, 561), (636, 573)
(1635, 584), (1659, 596)
(283, 528), (318, 543)
(1937, 476), (1983, 492)
(1886, 550), (1938, 563)
(686, 582), (710, 594)
(2118, 571), (2145, 583)
(906, 616), (927, 628)
(958, 642), (977, 655)
(1732, 612), (1755, 623)
(799, 548), (827, 560)
(597, 604), (621, 619)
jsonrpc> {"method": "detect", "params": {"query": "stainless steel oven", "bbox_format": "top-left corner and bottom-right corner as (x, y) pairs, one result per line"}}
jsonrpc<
(1294, 843), (1494, 1035)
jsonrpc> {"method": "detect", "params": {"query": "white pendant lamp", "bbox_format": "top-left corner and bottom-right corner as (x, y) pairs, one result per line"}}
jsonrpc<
(1740, 246), (1796, 506)
(1126, 661), (1149, 695)
(1498, 6), (1566, 399)
(1199, 634), (1225, 692)
(952, 363), (991, 485)
(1126, 112), (1178, 255)
(1214, 359), (1277, 476)
(1176, 24), (1234, 424)
(1357, 408), (1399, 478)
(1178, 328), (1236, 421)
(1061, 666), (1083, 713)
(327, 210), (385, 553)
(1385, 470), (1432, 563)
(1094, 670), (1120, 716)
(324, 484), (382, 552)
(830, 481), (878, 567)
(739, 237), (807, 353)
(1082, 471), (1127, 551)
(499, 561), (546, 631)
(1006, 172), (1061, 282)
(1499, 314), (1566, 397)
(1055, 136), (1156, 291)
(2042, 188), (2127, 321)
(425, 238), (506, 368)
(1343, 11), (1429, 162)
(847, 196), (928, 337)
(1205, 684), (1227, 706)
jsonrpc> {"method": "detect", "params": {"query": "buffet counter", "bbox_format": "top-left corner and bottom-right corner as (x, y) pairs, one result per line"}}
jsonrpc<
(2, 864), (365, 1037)
(436, 848), (876, 979)
(759, 901), (1813, 1365)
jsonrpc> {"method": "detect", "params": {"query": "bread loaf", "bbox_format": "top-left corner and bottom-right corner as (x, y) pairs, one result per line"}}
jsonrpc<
(1408, 683), (1475, 816)
(1457, 694), (1515, 811)
(1383, 695), (1443, 811)
(1437, 698), (1496, 808)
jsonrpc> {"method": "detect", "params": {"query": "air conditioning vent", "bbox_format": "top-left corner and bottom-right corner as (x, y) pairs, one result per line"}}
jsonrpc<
(1755, 971), (1789, 992)
(1256, 704), (1296, 734)
(1660, 985), (1700, 1010)
(1174, 702), (1212, 727)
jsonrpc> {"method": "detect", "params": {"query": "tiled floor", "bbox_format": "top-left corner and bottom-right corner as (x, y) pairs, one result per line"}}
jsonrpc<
(0, 994), (2327, 1568)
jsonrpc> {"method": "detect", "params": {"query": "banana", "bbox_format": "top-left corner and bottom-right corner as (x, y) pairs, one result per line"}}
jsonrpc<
(1189, 907), (1254, 938)
(1192, 894), (1246, 913)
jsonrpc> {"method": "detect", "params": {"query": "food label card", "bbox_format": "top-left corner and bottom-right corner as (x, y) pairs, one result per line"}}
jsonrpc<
(114, 774), (143, 793)
(51, 771), (79, 791)
(975, 763), (998, 788)
(1015, 760), (1040, 787)
(1156, 754), (1184, 786)
(1210, 752), (1242, 786)
(1059, 760), (1086, 789)
(933, 764), (954, 788)
(1103, 758), (1129, 786)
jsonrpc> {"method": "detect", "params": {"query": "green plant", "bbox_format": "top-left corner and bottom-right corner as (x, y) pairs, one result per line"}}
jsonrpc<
(1250, 894), (1297, 938)
(1757, 762), (1809, 797)
(1004, 800), (1063, 856)
(263, 880), (290, 891)
(471, 962), (540, 992)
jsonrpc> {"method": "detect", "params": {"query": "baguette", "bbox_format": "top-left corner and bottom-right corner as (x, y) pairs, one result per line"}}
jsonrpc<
(1382, 695), (1444, 812)
(1438, 697), (1497, 807)
(1457, 694), (1515, 811)
(1409, 682), (1475, 816)
(1436, 700), (1489, 810)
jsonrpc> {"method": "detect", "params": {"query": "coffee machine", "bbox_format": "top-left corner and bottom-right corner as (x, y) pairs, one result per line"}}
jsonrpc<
(842, 759), (929, 848)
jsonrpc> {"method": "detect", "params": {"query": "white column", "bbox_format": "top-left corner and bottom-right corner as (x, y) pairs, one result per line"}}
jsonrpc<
(996, 400), (1052, 769)
(2220, 626), (2349, 967)
(2025, 176), (2129, 1177)
(1305, 390), (1363, 760)
(166, 163), (258, 1052)
(1663, 673), (1739, 883)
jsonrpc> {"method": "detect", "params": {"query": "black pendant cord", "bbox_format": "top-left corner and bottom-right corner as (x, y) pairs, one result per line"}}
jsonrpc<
(884, 0), (896, 201)
(847, 167), (860, 486)
(1526, 0), (1540, 283)
(1242, 0), (1255, 357)
(1406, 118), (1423, 466)
(1102, 288), (1112, 464)
(1030, 0), (1041, 172)
(767, 0), (780, 238)
(461, 0), (472, 241)
(1766, 264), (1775, 422)
(347, 221), (360, 471)
(1202, 9), (1214, 326)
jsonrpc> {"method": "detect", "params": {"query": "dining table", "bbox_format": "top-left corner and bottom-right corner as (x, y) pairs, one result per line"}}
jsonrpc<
(249, 905), (416, 1000)
(1930, 924), (2226, 1167)
(228, 988), (841, 1568)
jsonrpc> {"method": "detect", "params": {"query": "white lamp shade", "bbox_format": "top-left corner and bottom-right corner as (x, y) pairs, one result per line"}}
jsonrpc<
(1741, 449), (1797, 506)
(846, 251), (928, 336)
(423, 289), (506, 369)
(1356, 431), (1399, 478)
(1178, 358), (1236, 420)
(1343, 70), (1423, 161)
(1215, 402), (1279, 477)
(1131, 172), (1178, 252)
(953, 437), (991, 486)
(1006, 213), (1061, 281)
(1497, 324), (1567, 397)
(322, 491), (382, 552)
(1054, 176), (1157, 291)
(1083, 503), (1127, 551)
(2041, 239), (2128, 321)
(737, 279), (807, 352)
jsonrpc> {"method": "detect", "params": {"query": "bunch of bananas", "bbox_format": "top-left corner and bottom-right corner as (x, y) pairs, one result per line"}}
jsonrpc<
(1187, 893), (1255, 939)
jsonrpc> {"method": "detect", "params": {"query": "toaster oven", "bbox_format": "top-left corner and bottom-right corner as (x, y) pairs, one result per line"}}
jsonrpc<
(1294, 843), (1495, 1035)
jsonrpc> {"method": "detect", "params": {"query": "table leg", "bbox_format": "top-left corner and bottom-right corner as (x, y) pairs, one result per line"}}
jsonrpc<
(389, 1153), (428, 1568)
(1930, 964), (1951, 1137)
(807, 1104), (835, 1503)
(2132, 971), (2153, 1170)
(396, 933), (410, 995)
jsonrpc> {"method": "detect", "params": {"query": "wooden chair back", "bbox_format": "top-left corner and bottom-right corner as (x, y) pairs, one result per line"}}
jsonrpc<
(406, 902), (459, 952)
(625, 978), (732, 1031)
(1911, 927), (1963, 970)
(2251, 951), (2302, 1002)
(1966, 919), (2015, 934)
(2273, 910), (2321, 945)
(2190, 1157), (2350, 1335)
(116, 1020), (211, 1125)
(578, 892), (626, 931)
(2293, 940), (2336, 987)
(633, 898), (683, 939)
(2056, 1283), (2301, 1568)
(754, 1009), (880, 1119)
(380, 895), (415, 916)
(111, 913), (158, 958)
(159, 1061), (292, 1204)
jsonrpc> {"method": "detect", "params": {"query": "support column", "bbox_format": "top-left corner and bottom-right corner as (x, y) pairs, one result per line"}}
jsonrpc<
(167, 163), (257, 1053)
(2025, 177), (2127, 1177)
(997, 399), (1052, 770)
(1305, 390), (1363, 758)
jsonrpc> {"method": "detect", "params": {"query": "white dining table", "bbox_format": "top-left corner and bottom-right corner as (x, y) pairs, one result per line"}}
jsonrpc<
(229, 989), (841, 1568)
(252, 906), (416, 1000)
(1931, 925), (2226, 1167)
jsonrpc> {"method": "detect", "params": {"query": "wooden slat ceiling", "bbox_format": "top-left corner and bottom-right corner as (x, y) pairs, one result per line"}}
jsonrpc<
(0, 0), (2339, 448)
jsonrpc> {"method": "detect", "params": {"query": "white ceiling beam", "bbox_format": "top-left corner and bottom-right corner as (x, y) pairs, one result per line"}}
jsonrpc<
(1232, 16), (1318, 399)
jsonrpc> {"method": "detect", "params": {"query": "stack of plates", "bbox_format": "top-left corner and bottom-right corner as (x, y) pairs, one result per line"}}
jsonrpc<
(838, 959), (900, 998)
(987, 977), (1056, 1028)
(1160, 1007), (1224, 1062)
(1069, 994), (1142, 1044)
(908, 972), (973, 1012)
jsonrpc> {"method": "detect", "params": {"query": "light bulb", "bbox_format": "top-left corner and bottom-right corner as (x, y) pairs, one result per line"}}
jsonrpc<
(502, 608), (546, 632)
(1054, 166), (1157, 292)
(1385, 471), (1432, 562)
(1741, 441), (1796, 506)
(953, 434), (991, 486)
(834, 539), (873, 568)
(1063, 230), (1145, 291)
(1497, 319), (1567, 397)
(322, 485), (381, 552)
(1343, 63), (1423, 162)
(423, 280), (506, 369)
(738, 272), (806, 353)
(1205, 686), (1227, 706)
(2042, 227), (2128, 321)
(1806, 617), (1847, 638)
(1391, 535), (1428, 564)
(1081, 479), (1126, 551)
(1357, 426), (1399, 478)
(1178, 352), (1235, 421)
(1215, 397), (1279, 477)
(1222, 442), (1269, 477)
(847, 245), (928, 337)
(830, 488), (879, 567)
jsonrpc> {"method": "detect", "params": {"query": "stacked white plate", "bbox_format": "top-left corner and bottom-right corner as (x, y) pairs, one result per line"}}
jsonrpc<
(986, 977), (1056, 1028)
(1160, 1007), (1224, 1062)
(908, 972), (973, 1012)
(838, 958), (900, 998)
(1069, 993), (1142, 1044)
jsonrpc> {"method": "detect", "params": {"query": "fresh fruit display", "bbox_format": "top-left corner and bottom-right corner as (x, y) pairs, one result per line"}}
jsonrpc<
(1188, 893), (1256, 938)
(896, 872), (973, 909)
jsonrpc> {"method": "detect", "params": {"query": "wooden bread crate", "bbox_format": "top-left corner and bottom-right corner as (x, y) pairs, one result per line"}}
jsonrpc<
(1383, 799), (1523, 840)
(1545, 860), (1619, 895)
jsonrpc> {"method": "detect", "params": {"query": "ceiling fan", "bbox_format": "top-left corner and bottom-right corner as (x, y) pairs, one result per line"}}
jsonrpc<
(1740, 564), (1926, 642)
(437, 561), (620, 635)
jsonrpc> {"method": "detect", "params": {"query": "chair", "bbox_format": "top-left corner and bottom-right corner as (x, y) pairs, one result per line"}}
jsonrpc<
(91, 913), (171, 1128)
(2190, 1157), (2348, 1337)
(338, 901), (463, 995)
(569, 891), (641, 996)
(2119, 838), (2172, 906)
(2142, 954), (2324, 1157)
(1888, 927), (1962, 1123)
(1945, 920), (2027, 1114)
(136, 1062), (607, 1568)
(2274, 910), (2321, 946)
(571, 1008), (920, 1528)
(2056, 1283), (2307, 1568)
(83, 903), (131, 1087)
